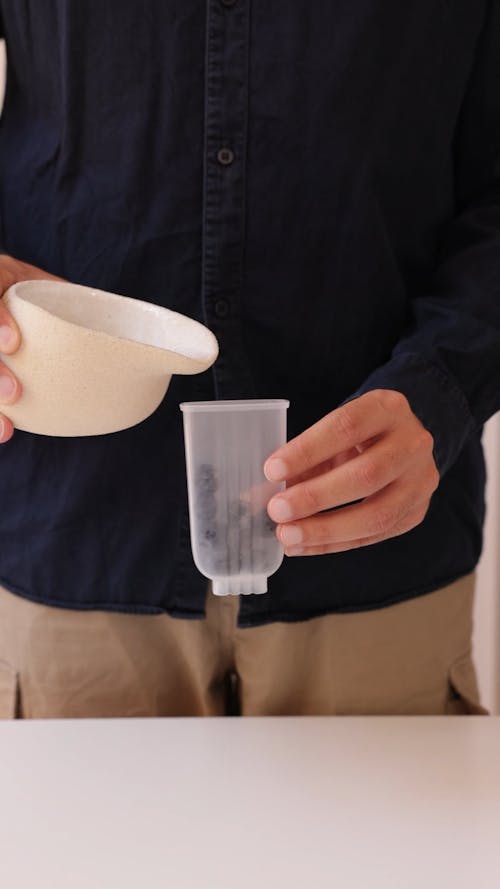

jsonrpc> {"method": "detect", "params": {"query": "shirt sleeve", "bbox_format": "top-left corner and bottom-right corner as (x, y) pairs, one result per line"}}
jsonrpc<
(349, 0), (500, 477)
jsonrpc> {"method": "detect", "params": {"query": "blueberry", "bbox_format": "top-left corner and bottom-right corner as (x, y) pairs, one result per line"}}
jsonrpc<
(228, 499), (249, 522)
(197, 463), (215, 479)
(196, 464), (217, 494)
(198, 473), (216, 489)
(195, 498), (217, 523)
(263, 513), (276, 534)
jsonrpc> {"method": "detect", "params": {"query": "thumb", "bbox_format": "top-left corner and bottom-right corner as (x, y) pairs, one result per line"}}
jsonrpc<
(0, 295), (21, 354)
(0, 254), (63, 354)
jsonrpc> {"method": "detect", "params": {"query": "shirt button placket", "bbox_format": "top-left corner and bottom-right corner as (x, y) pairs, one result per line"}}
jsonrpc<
(202, 0), (255, 399)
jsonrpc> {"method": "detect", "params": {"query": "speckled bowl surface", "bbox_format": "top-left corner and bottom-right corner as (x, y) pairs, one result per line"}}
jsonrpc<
(1, 280), (219, 437)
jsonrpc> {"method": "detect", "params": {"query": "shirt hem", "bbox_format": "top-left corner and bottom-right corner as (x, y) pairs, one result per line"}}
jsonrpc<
(237, 568), (476, 628)
(0, 575), (206, 620)
(0, 568), (476, 626)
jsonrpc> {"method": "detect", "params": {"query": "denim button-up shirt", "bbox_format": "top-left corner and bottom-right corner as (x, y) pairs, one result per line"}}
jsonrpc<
(0, 1), (498, 625)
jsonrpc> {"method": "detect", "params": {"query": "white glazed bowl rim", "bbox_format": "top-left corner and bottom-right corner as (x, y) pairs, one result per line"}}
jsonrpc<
(7, 280), (219, 375)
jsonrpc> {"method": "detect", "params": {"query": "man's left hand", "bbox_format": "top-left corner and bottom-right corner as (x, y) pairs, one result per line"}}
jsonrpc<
(264, 389), (439, 556)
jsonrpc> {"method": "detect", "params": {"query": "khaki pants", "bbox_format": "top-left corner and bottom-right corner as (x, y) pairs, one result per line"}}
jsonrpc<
(0, 574), (486, 718)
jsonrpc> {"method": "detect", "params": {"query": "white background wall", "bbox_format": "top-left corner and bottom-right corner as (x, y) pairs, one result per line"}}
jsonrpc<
(474, 418), (500, 712)
(0, 42), (498, 709)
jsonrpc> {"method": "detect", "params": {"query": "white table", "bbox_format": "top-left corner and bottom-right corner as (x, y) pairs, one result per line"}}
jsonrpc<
(0, 717), (499, 889)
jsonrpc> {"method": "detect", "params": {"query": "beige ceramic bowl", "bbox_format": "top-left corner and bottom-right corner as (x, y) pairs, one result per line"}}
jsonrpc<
(1, 280), (219, 437)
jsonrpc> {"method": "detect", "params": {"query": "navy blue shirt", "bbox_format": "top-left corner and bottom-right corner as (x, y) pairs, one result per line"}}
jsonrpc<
(0, 1), (499, 625)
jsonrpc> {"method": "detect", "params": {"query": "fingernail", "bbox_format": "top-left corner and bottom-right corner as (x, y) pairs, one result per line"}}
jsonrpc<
(264, 458), (288, 482)
(0, 417), (4, 440)
(0, 375), (16, 400)
(280, 524), (303, 546)
(0, 325), (15, 351)
(286, 546), (304, 557)
(269, 497), (293, 523)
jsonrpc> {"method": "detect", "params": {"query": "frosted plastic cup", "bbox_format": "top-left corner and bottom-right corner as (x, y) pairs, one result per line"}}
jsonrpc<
(180, 399), (290, 596)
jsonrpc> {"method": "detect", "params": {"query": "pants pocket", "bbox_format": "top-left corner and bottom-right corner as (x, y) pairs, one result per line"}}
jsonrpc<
(447, 653), (489, 715)
(0, 659), (19, 719)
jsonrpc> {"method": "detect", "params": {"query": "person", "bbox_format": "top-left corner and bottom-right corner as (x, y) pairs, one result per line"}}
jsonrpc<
(0, 2), (498, 719)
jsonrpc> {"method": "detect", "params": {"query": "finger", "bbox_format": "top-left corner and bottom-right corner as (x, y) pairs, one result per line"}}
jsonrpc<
(285, 447), (360, 488)
(0, 253), (63, 291)
(276, 475), (435, 549)
(284, 501), (430, 556)
(268, 429), (418, 523)
(0, 413), (14, 444)
(264, 390), (409, 482)
(240, 479), (276, 515)
(0, 360), (21, 405)
(0, 300), (21, 354)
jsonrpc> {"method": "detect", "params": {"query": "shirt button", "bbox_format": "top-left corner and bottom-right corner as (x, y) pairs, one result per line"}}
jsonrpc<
(217, 147), (234, 166)
(214, 298), (230, 319)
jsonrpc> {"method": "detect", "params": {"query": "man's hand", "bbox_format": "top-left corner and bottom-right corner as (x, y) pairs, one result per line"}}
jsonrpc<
(264, 389), (440, 556)
(0, 254), (63, 443)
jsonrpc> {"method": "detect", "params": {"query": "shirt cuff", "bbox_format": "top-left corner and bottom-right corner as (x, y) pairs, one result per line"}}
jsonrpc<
(346, 352), (476, 476)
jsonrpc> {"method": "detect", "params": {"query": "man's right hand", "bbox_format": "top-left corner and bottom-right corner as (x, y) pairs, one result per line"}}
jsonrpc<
(0, 254), (63, 443)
